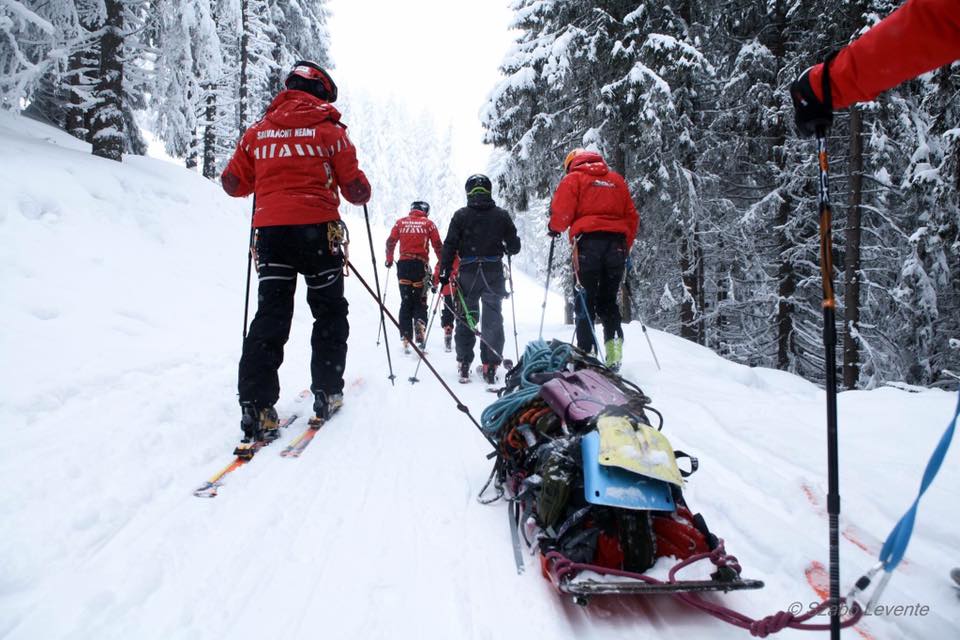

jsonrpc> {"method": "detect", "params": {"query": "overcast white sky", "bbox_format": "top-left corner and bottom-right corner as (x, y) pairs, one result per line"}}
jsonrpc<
(326, 0), (516, 180)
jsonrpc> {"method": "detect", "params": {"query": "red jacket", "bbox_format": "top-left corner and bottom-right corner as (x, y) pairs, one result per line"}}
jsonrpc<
(385, 210), (442, 264)
(809, 0), (960, 109)
(221, 89), (371, 228)
(548, 152), (639, 249)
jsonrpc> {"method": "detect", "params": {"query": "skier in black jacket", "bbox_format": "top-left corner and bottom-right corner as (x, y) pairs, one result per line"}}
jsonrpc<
(439, 174), (521, 384)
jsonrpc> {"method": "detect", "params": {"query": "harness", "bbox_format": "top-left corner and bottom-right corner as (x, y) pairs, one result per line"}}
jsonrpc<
(459, 255), (501, 266)
(327, 220), (350, 276)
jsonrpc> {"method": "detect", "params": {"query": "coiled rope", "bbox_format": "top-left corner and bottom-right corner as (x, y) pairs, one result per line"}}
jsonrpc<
(480, 339), (572, 434)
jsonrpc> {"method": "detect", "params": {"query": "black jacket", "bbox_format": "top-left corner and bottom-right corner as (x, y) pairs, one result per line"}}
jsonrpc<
(440, 194), (521, 275)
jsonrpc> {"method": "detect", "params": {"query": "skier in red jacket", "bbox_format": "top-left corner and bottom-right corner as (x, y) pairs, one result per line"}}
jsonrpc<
(385, 201), (442, 351)
(791, 0), (960, 136)
(221, 61), (371, 446)
(548, 149), (639, 371)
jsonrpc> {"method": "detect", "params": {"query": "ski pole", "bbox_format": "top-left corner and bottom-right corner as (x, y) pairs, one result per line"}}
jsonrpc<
(575, 286), (605, 363)
(346, 260), (488, 439)
(242, 197), (256, 340)
(376, 265), (391, 346)
(623, 263), (662, 371)
(506, 254), (520, 363)
(362, 205), (396, 385)
(539, 235), (557, 339)
(638, 317), (661, 371)
(815, 126), (842, 640)
(409, 287), (443, 384)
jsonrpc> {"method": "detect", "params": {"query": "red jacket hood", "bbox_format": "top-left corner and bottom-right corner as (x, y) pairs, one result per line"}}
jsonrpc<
(265, 89), (342, 128)
(569, 151), (609, 176)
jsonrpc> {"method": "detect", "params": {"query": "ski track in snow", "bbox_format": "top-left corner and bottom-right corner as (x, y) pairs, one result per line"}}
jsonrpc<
(1, 113), (958, 639)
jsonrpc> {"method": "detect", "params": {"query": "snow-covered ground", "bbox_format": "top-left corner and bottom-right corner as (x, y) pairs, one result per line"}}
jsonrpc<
(1, 114), (957, 639)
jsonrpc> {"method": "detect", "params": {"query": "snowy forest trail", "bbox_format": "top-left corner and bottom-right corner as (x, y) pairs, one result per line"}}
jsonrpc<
(1, 115), (958, 640)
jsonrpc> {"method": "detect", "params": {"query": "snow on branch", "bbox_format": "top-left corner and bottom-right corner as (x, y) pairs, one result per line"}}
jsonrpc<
(0, 0), (54, 34)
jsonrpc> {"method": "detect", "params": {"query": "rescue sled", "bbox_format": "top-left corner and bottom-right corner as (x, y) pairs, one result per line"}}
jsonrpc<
(479, 340), (764, 604)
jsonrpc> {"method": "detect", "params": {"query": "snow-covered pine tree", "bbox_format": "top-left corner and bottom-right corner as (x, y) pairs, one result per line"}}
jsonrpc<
(151, 0), (223, 169)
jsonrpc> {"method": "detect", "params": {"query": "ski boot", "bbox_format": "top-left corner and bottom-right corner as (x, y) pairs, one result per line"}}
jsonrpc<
(415, 320), (427, 350)
(443, 327), (453, 352)
(482, 363), (498, 385)
(237, 404), (280, 458)
(312, 390), (344, 425)
(457, 361), (471, 383)
(401, 337), (411, 354)
(605, 337), (623, 372)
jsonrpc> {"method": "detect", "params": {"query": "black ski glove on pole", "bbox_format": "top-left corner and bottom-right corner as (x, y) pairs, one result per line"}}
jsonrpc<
(790, 53), (837, 137)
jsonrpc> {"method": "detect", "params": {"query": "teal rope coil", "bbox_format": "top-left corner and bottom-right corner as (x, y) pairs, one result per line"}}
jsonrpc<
(480, 340), (572, 434)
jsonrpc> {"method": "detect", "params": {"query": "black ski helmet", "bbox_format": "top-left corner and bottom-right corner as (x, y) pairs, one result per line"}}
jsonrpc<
(411, 201), (430, 215)
(465, 174), (492, 196)
(285, 60), (338, 102)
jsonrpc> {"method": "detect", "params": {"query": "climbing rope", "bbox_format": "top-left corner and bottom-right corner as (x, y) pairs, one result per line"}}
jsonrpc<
(480, 340), (572, 434)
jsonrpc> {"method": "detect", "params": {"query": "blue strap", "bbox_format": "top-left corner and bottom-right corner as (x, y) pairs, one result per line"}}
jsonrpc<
(460, 255), (500, 265)
(878, 390), (958, 572)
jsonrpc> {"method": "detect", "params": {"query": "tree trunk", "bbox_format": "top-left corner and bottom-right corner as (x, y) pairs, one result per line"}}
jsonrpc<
(65, 53), (89, 140)
(202, 86), (218, 179)
(679, 232), (701, 342)
(66, 4), (100, 142)
(564, 271), (575, 325)
(843, 106), (864, 388)
(238, 0), (250, 134)
(695, 230), (705, 344)
(90, 0), (124, 161)
(776, 195), (795, 370)
(186, 126), (199, 169)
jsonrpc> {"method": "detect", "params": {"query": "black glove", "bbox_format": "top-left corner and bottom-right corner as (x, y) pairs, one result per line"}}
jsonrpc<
(547, 226), (561, 238)
(430, 283), (438, 294)
(438, 271), (450, 287)
(385, 259), (393, 269)
(790, 62), (833, 138)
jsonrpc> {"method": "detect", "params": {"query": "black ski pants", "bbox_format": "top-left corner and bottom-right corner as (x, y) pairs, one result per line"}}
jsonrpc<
(396, 259), (428, 341)
(574, 231), (626, 353)
(238, 223), (348, 407)
(455, 263), (506, 366)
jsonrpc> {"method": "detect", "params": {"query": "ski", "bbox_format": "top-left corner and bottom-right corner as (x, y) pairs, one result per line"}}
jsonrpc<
(805, 560), (876, 640)
(193, 390), (310, 498)
(193, 412), (301, 498)
(800, 480), (901, 564)
(280, 407), (341, 458)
